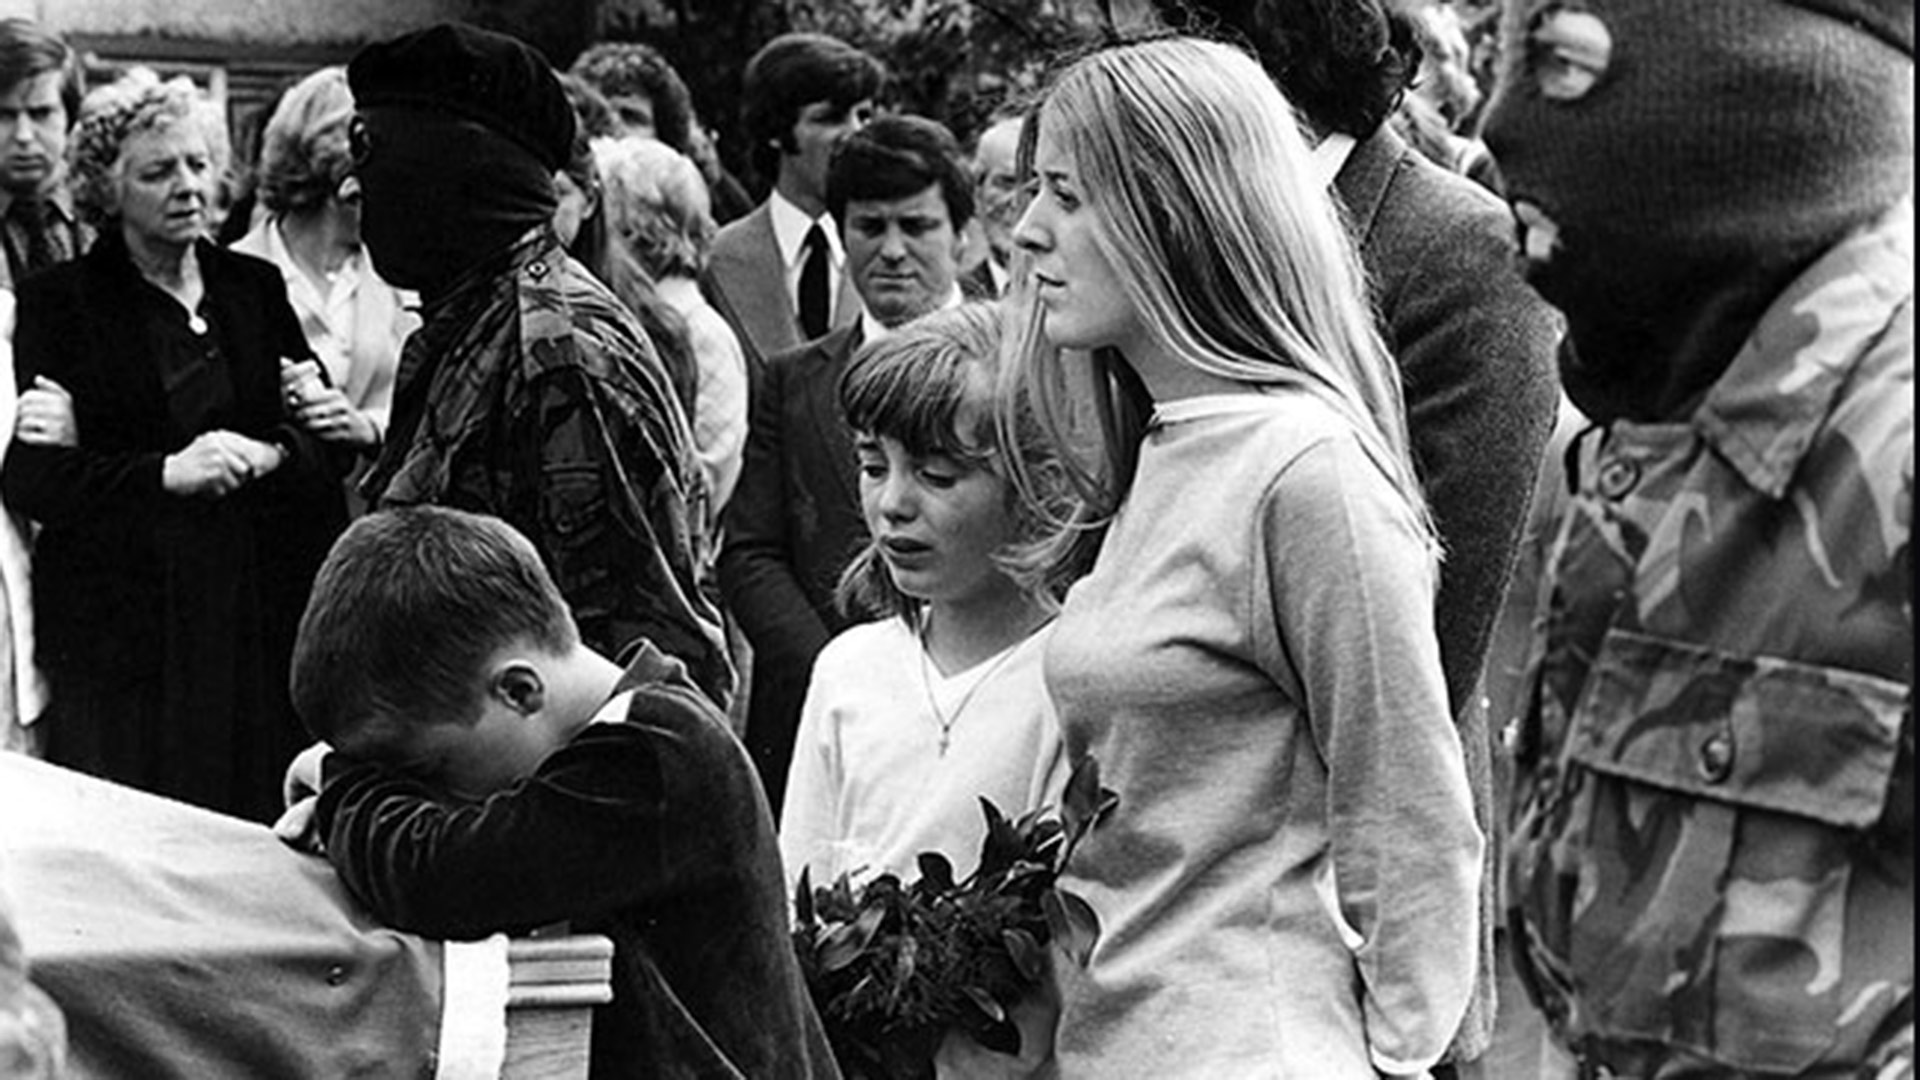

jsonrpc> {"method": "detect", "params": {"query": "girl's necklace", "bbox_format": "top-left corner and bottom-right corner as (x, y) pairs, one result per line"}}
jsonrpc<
(915, 612), (1051, 756)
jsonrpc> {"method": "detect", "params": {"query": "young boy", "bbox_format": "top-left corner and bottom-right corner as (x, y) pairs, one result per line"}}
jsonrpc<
(289, 506), (839, 1080)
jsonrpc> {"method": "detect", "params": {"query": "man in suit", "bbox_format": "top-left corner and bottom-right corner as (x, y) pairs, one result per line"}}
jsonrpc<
(1118, 1), (1564, 1074)
(720, 114), (976, 817)
(0, 18), (87, 290)
(701, 33), (884, 374)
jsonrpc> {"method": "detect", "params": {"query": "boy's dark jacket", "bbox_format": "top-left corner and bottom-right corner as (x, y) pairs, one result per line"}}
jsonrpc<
(314, 642), (840, 1079)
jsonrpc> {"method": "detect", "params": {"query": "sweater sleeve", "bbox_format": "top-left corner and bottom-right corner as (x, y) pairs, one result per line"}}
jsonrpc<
(1258, 434), (1484, 1075)
(0, 277), (167, 525)
(314, 695), (745, 942)
(777, 636), (846, 900)
(687, 304), (748, 514)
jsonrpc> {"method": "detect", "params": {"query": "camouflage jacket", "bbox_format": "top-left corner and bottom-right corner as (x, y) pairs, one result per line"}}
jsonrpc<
(1507, 201), (1913, 1077)
(362, 228), (734, 707)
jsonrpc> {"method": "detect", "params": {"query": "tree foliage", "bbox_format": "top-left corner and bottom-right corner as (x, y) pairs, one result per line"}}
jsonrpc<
(572, 0), (1104, 194)
(783, 0), (1104, 143)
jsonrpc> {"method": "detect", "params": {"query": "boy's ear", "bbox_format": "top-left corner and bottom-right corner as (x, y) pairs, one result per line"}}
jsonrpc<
(488, 660), (547, 717)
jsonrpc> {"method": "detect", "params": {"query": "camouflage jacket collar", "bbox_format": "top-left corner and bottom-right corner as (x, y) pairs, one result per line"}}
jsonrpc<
(1694, 198), (1913, 501)
(417, 224), (558, 320)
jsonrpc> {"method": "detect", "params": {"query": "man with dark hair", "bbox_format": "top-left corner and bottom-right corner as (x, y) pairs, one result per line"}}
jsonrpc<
(288, 506), (839, 1080)
(1119, 0), (1564, 1072)
(346, 23), (733, 708)
(0, 18), (86, 288)
(720, 113), (975, 817)
(702, 32), (884, 372)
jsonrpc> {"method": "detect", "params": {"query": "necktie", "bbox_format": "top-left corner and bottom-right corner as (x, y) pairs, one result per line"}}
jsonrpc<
(798, 222), (830, 340)
(7, 199), (60, 279)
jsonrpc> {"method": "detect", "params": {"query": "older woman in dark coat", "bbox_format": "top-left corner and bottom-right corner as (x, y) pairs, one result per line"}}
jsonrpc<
(0, 69), (346, 821)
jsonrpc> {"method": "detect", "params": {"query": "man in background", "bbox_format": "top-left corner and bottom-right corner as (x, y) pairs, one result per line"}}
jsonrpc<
(702, 32), (883, 373)
(0, 19), (86, 289)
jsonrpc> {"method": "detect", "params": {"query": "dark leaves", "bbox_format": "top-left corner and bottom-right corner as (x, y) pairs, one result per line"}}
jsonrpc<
(916, 851), (955, 895)
(795, 865), (815, 927)
(790, 755), (1118, 1079)
(1002, 927), (1045, 982)
(820, 902), (887, 974)
(1041, 889), (1101, 969)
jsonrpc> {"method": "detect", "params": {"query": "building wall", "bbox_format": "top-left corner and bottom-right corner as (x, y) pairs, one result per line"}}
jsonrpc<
(0, 0), (478, 46)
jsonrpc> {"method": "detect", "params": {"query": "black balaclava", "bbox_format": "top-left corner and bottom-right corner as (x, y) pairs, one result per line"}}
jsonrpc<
(347, 23), (576, 297)
(353, 107), (556, 295)
(1481, 0), (1913, 423)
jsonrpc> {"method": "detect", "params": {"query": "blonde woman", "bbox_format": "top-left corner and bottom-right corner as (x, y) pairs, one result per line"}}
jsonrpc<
(1004, 37), (1481, 1077)
(593, 135), (748, 514)
(231, 65), (417, 463)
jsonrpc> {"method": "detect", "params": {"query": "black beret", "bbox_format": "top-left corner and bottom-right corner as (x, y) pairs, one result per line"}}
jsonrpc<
(348, 22), (575, 172)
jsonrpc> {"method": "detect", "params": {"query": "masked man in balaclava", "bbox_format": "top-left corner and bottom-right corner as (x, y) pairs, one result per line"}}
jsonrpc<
(1488, 2), (1913, 1075)
(346, 24), (731, 707)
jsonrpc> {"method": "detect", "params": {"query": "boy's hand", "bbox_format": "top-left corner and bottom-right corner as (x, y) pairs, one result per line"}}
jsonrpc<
(273, 795), (324, 854)
(283, 740), (331, 806)
(275, 741), (332, 854)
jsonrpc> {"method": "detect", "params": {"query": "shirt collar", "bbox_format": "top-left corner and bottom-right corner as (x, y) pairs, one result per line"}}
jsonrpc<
(260, 217), (363, 293)
(0, 179), (76, 223)
(1693, 198), (1913, 500)
(420, 224), (555, 319)
(769, 189), (842, 270)
(1311, 132), (1358, 190)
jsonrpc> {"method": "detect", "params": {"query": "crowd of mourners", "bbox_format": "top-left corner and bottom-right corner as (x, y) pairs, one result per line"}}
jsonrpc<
(0, 0), (1911, 1077)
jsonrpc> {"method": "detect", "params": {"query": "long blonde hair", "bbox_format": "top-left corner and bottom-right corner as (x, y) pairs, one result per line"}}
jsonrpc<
(1000, 36), (1434, 588)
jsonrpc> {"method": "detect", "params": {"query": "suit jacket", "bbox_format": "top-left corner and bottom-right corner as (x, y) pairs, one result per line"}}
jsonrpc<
(1337, 125), (1561, 714)
(717, 323), (868, 815)
(1334, 125), (1563, 1063)
(959, 257), (1000, 301)
(702, 201), (859, 377)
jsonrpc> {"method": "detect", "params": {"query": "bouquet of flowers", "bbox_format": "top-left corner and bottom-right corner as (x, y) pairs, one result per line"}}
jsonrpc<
(790, 756), (1118, 1080)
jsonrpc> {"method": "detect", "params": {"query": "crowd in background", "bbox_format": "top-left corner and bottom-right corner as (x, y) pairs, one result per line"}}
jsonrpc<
(0, 0), (1910, 1078)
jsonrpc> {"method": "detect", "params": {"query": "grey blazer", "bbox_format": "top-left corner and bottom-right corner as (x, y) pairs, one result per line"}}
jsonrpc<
(701, 201), (860, 376)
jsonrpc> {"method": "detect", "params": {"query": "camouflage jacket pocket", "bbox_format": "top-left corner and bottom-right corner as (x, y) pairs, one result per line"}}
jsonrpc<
(1511, 628), (1910, 1074)
(537, 461), (622, 620)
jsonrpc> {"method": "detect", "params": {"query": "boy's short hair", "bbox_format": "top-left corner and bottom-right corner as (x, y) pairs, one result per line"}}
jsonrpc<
(826, 113), (974, 231)
(290, 507), (578, 747)
(739, 33), (885, 180)
(0, 19), (80, 119)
